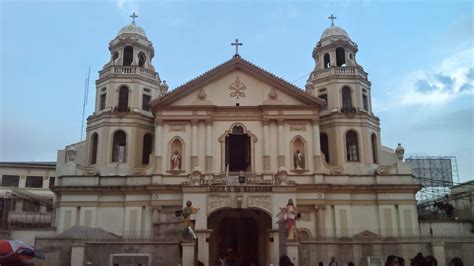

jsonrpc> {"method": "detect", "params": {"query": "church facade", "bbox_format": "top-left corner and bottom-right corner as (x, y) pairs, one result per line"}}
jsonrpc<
(53, 16), (420, 266)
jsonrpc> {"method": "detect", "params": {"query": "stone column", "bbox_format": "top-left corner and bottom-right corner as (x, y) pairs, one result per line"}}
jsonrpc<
(312, 117), (321, 171)
(196, 229), (212, 266)
(181, 241), (196, 266)
(277, 119), (285, 167)
(262, 119), (271, 173)
(315, 205), (326, 238)
(205, 120), (213, 173)
(154, 119), (163, 174)
(191, 119), (198, 169)
(432, 242), (446, 266)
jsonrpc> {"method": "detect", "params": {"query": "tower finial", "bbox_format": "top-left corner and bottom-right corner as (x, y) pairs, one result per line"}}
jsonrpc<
(231, 38), (243, 57)
(130, 12), (138, 24)
(328, 14), (337, 26)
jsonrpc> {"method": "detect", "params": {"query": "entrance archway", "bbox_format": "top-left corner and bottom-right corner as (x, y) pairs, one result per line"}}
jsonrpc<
(208, 208), (272, 266)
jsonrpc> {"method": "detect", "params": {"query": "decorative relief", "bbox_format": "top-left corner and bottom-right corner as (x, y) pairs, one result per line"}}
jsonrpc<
(298, 206), (313, 222)
(229, 77), (246, 99)
(268, 88), (278, 99)
(289, 123), (306, 131)
(216, 111), (260, 117)
(83, 167), (98, 176)
(197, 89), (207, 100)
(168, 124), (185, 132)
(248, 196), (272, 214)
(207, 196), (231, 213)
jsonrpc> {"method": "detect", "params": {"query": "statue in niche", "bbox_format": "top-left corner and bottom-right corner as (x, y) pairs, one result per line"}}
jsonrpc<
(182, 200), (199, 239)
(171, 151), (181, 171)
(277, 198), (299, 241)
(293, 150), (305, 170)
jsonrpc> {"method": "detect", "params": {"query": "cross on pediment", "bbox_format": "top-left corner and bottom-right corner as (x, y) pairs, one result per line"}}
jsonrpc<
(328, 14), (337, 26)
(130, 12), (138, 24)
(231, 39), (243, 57)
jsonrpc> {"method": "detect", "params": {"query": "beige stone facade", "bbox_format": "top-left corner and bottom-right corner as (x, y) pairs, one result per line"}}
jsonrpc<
(53, 21), (423, 266)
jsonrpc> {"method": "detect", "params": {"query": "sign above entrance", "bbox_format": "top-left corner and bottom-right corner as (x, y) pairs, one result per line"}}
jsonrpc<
(208, 186), (272, 193)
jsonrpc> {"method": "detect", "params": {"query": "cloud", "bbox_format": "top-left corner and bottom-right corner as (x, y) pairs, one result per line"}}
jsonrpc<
(374, 47), (474, 111)
(116, 0), (140, 16)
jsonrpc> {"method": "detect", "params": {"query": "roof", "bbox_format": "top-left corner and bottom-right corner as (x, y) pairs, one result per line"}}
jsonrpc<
(0, 162), (56, 169)
(151, 55), (325, 108)
(117, 23), (147, 38)
(320, 25), (350, 40)
(57, 225), (121, 240)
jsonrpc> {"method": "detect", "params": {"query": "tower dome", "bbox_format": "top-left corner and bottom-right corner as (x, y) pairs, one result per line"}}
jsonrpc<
(117, 23), (147, 38)
(320, 25), (349, 40)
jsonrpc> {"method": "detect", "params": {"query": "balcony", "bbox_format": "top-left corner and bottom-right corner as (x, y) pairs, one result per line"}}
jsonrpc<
(312, 66), (367, 80)
(8, 212), (52, 225)
(99, 65), (158, 80)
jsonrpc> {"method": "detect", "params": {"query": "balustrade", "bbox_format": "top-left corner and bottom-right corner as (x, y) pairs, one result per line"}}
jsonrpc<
(99, 65), (158, 79)
(313, 66), (366, 79)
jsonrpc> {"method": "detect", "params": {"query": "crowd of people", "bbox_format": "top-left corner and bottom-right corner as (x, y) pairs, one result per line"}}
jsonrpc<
(385, 253), (464, 266)
(276, 254), (465, 266)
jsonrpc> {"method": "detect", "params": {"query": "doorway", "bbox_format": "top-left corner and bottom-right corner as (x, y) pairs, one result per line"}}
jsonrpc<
(208, 208), (271, 266)
(225, 126), (251, 172)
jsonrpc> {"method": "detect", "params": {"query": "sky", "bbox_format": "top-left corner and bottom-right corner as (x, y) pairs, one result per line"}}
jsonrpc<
(1, 0), (473, 182)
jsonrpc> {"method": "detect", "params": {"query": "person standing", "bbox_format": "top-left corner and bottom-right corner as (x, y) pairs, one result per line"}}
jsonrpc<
(329, 256), (339, 266)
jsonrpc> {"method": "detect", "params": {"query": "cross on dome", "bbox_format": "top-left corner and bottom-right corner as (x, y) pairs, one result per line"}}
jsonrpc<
(328, 14), (337, 26)
(130, 12), (138, 24)
(231, 39), (243, 57)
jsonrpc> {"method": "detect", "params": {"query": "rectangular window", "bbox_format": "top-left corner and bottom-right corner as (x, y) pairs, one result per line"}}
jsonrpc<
(22, 200), (40, 212)
(319, 94), (328, 110)
(1, 175), (19, 187)
(142, 94), (151, 111)
(25, 176), (43, 188)
(363, 94), (369, 111)
(100, 94), (106, 110)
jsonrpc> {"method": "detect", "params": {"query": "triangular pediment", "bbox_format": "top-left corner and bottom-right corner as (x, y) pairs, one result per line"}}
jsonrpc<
(151, 56), (324, 108)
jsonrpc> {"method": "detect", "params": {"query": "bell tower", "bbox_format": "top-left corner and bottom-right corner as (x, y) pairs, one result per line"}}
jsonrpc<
(306, 15), (381, 173)
(84, 13), (167, 175)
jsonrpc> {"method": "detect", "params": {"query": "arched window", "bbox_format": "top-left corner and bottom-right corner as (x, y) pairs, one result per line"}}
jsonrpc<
(112, 51), (119, 64)
(371, 133), (378, 164)
(118, 86), (129, 112)
(324, 53), (330, 68)
(336, 47), (346, 66)
(138, 52), (146, 67)
(112, 130), (127, 162)
(142, 134), (153, 165)
(320, 133), (330, 163)
(123, 46), (133, 66)
(91, 133), (98, 164)
(346, 130), (359, 162)
(342, 87), (353, 110)
(232, 125), (244, 134)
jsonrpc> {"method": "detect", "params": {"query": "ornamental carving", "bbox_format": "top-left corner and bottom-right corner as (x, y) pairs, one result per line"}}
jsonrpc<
(229, 77), (246, 99)
(289, 123), (306, 131)
(248, 196), (271, 214)
(268, 88), (278, 99)
(207, 196), (231, 214)
(169, 125), (185, 132)
(298, 206), (313, 221)
(197, 88), (207, 100)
